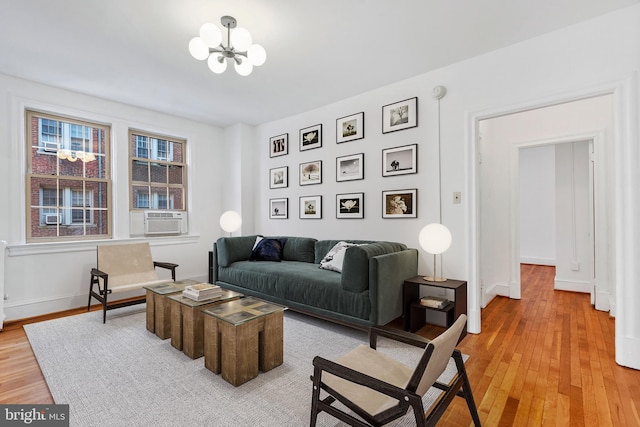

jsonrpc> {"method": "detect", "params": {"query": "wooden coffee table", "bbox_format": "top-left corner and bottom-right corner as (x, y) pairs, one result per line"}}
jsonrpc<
(203, 297), (287, 386)
(144, 279), (199, 339)
(168, 289), (242, 359)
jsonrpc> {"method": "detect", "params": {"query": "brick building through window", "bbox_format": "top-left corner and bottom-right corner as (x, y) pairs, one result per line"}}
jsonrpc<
(129, 130), (186, 211)
(26, 110), (111, 242)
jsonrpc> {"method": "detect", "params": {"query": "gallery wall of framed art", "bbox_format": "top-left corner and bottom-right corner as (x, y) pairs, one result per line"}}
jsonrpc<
(264, 96), (424, 222)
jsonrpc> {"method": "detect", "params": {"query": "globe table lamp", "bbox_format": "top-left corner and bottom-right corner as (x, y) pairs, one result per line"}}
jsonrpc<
(219, 210), (242, 236)
(418, 223), (452, 282)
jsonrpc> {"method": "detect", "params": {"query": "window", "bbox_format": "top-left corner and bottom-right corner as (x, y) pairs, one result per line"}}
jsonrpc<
(26, 110), (111, 242)
(129, 130), (186, 211)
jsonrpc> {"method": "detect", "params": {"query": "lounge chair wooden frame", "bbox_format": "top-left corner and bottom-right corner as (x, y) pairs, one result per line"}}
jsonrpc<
(88, 242), (178, 323)
(310, 314), (481, 426)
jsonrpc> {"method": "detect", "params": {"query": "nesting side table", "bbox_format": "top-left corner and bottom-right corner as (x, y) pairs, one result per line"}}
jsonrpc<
(144, 279), (199, 339)
(168, 289), (243, 359)
(203, 297), (286, 386)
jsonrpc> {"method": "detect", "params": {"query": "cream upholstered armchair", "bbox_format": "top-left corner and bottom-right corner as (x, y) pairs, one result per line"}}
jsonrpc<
(310, 314), (481, 426)
(88, 242), (178, 323)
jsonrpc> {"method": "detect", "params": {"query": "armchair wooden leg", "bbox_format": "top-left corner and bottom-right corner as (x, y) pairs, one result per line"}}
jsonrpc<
(102, 292), (108, 324)
(310, 370), (321, 426)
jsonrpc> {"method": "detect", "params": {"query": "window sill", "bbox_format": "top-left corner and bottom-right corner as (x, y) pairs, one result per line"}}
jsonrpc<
(7, 234), (200, 257)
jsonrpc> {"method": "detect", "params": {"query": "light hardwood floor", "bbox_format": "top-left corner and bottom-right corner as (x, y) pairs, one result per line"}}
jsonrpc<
(1, 265), (639, 426)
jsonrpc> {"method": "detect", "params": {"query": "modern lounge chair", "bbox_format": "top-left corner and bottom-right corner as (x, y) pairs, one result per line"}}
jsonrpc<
(88, 242), (178, 323)
(310, 314), (481, 426)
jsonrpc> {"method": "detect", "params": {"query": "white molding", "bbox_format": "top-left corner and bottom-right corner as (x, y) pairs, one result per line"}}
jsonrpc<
(465, 110), (481, 334)
(554, 278), (592, 293)
(0, 241), (6, 330)
(468, 75), (637, 368)
(595, 290), (611, 312)
(509, 131), (605, 303)
(7, 234), (200, 257)
(613, 72), (640, 370)
(489, 283), (509, 297)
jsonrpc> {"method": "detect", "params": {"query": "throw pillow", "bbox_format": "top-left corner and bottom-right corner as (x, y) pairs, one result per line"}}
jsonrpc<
(250, 237), (287, 262)
(252, 235), (264, 250)
(319, 241), (359, 273)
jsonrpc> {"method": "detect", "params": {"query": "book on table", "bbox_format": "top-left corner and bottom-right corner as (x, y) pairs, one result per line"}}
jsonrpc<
(182, 283), (222, 301)
(419, 296), (450, 309)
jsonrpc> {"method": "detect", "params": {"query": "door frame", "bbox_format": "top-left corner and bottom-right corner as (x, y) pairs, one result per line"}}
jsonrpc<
(465, 75), (635, 342)
(509, 134), (604, 304)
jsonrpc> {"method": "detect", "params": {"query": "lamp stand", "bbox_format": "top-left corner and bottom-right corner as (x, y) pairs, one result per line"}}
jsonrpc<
(423, 254), (447, 282)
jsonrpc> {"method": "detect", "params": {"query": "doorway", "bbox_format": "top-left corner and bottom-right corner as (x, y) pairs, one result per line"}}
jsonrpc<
(476, 95), (612, 311)
(518, 140), (595, 298)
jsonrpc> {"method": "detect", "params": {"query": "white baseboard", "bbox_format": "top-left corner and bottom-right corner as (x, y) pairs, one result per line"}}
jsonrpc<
(554, 278), (592, 293)
(482, 282), (509, 308)
(617, 335), (640, 370)
(594, 290), (612, 312)
(608, 294), (616, 317)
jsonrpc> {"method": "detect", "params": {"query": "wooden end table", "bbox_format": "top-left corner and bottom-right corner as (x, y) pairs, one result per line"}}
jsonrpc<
(203, 297), (286, 387)
(144, 279), (199, 339)
(168, 289), (242, 359)
(402, 276), (467, 340)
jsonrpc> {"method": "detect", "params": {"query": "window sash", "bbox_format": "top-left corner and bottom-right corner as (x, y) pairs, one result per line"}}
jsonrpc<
(129, 130), (185, 211)
(38, 119), (94, 154)
(27, 110), (111, 241)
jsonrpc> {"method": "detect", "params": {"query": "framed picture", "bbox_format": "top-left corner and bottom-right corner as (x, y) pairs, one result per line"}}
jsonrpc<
(299, 160), (322, 186)
(382, 189), (417, 218)
(336, 192), (364, 219)
(269, 198), (288, 219)
(382, 97), (418, 134)
(336, 153), (364, 182)
(382, 144), (417, 176)
(270, 133), (288, 157)
(299, 195), (322, 219)
(269, 166), (288, 189)
(336, 112), (364, 143)
(300, 124), (322, 151)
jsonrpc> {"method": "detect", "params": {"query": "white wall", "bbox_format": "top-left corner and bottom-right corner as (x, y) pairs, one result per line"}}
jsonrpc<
(250, 5), (640, 368)
(555, 141), (593, 292)
(519, 145), (556, 266)
(0, 74), (226, 320)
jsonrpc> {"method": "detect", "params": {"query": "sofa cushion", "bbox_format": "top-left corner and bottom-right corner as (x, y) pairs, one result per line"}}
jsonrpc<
(218, 261), (371, 320)
(250, 237), (287, 262)
(271, 236), (317, 263)
(216, 235), (259, 267)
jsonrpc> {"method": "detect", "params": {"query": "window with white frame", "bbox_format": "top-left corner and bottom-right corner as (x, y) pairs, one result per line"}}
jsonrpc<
(26, 110), (111, 242)
(129, 129), (186, 211)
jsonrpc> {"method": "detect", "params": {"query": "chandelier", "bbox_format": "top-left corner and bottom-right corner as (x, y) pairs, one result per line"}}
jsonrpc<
(188, 16), (266, 76)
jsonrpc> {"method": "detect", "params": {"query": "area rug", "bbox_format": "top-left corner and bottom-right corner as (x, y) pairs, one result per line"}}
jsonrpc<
(25, 306), (460, 426)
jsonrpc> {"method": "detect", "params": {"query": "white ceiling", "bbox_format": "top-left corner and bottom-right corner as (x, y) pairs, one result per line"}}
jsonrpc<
(1, 0), (637, 127)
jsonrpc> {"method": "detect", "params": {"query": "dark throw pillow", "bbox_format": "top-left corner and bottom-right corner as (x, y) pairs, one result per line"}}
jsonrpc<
(250, 238), (287, 262)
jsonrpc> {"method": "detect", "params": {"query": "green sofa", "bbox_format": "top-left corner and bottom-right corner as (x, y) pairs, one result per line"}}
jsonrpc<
(211, 235), (418, 328)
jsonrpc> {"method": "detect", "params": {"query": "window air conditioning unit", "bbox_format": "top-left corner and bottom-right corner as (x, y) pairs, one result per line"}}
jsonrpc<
(42, 141), (58, 152)
(143, 211), (187, 236)
(44, 214), (60, 225)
